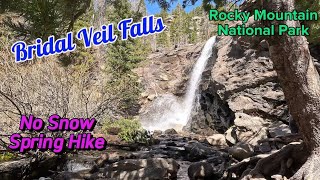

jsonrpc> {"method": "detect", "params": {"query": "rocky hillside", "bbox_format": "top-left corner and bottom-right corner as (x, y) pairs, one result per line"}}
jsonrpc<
(138, 30), (290, 136)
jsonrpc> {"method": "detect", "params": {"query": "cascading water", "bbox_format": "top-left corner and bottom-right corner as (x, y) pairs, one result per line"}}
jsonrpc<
(141, 36), (217, 131)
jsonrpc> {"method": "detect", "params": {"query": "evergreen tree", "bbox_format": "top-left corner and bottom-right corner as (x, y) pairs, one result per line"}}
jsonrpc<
(170, 3), (186, 46)
(1, 0), (90, 41)
(156, 9), (170, 48)
(106, 0), (148, 115)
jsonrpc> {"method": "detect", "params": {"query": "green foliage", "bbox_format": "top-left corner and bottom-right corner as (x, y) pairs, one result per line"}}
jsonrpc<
(150, 0), (319, 45)
(154, 2), (216, 47)
(102, 118), (150, 143)
(2, 0), (90, 41)
(149, 0), (225, 10)
(105, 0), (148, 115)
(59, 5), (95, 66)
(296, 0), (320, 44)
(0, 152), (17, 162)
(156, 10), (170, 47)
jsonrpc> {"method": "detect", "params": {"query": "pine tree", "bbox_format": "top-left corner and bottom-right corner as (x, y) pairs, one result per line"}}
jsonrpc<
(106, 0), (148, 115)
(2, 0), (90, 41)
(170, 3), (187, 47)
(156, 9), (170, 48)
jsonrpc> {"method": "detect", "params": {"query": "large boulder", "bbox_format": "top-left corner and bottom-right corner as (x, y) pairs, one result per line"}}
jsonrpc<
(205, 134), (228, 147)
(228, 142), (254, 160)
(225, 113), (269, 146)
(232, 113), (269, 145)
(0, 159), (31, 180)
(184, 142), (228, 162)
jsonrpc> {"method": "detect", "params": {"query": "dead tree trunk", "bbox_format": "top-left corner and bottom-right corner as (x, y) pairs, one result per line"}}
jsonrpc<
(259, 0), (320, 179)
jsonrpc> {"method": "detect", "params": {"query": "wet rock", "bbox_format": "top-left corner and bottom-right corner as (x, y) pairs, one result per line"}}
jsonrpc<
(53, 171), (84, 180)
(108, 167), (167, 180)
(268, 122), (291, 137)
(54, 169), (94, 180)
(184, 142), (223, 161)
(228, 142), (254, 160)
(205, 134), (228, 147)
(105, 158), (180, 179)
(188, 162), (216, 180)
(90, 153), (109, 173)
(0, 158), (30, 180)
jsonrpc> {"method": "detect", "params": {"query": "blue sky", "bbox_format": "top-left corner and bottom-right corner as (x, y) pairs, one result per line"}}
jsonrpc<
(145, 0), (202, 15)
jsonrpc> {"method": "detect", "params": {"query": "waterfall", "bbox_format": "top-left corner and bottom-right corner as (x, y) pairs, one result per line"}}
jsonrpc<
(181, 36), (217, 122)
(141, 36), (217, 131)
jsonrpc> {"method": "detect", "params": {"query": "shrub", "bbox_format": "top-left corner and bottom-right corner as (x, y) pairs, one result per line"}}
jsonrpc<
(0, 152), (17, 162)
(102, 118), (150, 143)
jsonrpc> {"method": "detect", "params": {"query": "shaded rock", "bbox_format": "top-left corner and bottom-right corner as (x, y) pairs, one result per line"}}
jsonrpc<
(105, 127), (121, 135)
(164, 128), (178, 135)
(107, 167), (167, 180)
(288, 115), (299, 134)
(258, 142), (272, 153)
(105, 158), (180, 180)
(53, 171), (83, 180)
(188, 162), (216, 180)
(259, 39), (269, 51)
(152, 130), (163, 136)
(39, 178), (52, 180)
(228, 142), (254, 160)
(54, 170), (92, 180)
(184, 142), (225, 162)
(205, 134), (228, 147)
(0, 155), (66, 180)
(0, 158), (30, 180)
(90, 153), (109, 173)
(225, 127), (238, 145)
(268, 122), (291, 137)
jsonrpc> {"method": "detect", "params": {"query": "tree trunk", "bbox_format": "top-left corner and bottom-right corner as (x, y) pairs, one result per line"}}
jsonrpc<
(260, 0), (320, 179)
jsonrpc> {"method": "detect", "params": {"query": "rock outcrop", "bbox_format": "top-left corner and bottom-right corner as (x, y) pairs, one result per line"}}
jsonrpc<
(137, 18), (320, 142)
(137, 31), (289, 137)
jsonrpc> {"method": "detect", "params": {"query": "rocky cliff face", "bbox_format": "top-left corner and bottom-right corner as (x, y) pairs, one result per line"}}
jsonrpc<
(135, 44), (204, 113)
(137, 32), (289, 135)
(137, 34), (284, 135)
(137, 29), (319, 137)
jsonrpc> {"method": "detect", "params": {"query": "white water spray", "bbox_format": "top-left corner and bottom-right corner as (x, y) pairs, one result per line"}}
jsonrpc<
(141, 36), (217, 131)
(182, 36), (217, 122)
